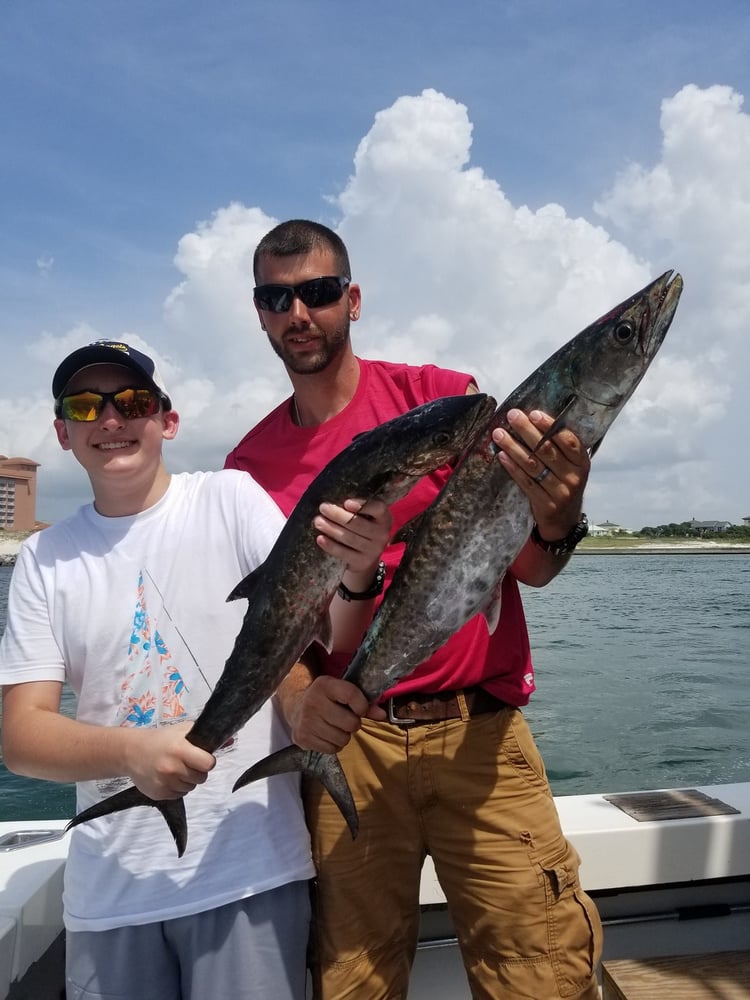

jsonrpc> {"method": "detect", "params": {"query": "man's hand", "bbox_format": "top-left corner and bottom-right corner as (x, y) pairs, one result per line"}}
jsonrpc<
(285, 675), (386, 754)
(493, 408), (590, 540)
(313, 497), (392, 586)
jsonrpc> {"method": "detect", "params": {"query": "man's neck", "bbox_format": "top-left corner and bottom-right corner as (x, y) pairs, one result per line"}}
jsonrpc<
(289, 354), (361, 427)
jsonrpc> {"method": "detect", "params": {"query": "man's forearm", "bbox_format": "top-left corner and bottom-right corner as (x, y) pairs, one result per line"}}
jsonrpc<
(510, 536), (572, 588)
(274, 654), (320, 731)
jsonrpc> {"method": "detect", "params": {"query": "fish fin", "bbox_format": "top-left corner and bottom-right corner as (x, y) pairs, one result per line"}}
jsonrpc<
(226, 566), (263, 603)
(589, 437), (603, 458)
(531, 394), (577, 453)
(312, 752), (359, 839)
(392, 510), (428, 547)
(482, 576), (505, 635)
(234, 746), (359, 839)
(232, 744), (310, 790)
(229, 574), (333, 652)
(65, 785), (189, 857)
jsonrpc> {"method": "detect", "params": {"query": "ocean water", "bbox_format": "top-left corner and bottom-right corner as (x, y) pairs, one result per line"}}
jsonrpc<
(0, 564), (78, 820)
(522, 553), (750, 794)
(1, 554), (749, 821)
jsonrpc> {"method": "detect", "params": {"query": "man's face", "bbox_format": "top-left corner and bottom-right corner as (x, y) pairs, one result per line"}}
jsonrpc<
(54, 363), (178, 479)
(254, 247), (361, 375)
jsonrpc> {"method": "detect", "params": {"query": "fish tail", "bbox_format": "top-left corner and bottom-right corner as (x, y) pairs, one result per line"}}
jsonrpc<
(65, 785), (189, 857)
(234, 746), (359, 839)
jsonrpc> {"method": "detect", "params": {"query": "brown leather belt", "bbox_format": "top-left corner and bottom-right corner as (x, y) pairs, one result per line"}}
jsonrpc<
(386, 686), (508, 726)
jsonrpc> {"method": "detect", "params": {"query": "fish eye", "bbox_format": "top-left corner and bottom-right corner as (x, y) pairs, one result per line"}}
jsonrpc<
(434, 432), (451, 447)
(613, 321), (635, 344)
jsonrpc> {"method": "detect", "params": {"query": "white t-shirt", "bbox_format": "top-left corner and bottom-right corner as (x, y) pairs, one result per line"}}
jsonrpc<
(0, 470), (314, 931)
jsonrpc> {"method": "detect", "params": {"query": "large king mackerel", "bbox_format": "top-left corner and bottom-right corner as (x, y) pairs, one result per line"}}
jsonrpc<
(66, 391), (496, 855)
(237, 271), (683, 833)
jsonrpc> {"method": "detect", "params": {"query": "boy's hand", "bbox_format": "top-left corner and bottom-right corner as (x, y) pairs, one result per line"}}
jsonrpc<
(125, 721), (216, 800)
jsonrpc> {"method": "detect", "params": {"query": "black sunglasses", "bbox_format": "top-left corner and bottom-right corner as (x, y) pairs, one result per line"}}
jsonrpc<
(253, 275), (350, 313)
(56, 387), (163, 422)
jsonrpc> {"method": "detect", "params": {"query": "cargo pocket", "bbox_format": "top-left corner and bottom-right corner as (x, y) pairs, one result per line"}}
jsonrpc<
(499, 708), (550, 788)
(539, 842), (603, 997)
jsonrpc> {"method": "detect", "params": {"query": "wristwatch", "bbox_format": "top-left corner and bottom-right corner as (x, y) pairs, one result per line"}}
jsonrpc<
(337, 560), (387, 601)
(531, 513), (589, 556)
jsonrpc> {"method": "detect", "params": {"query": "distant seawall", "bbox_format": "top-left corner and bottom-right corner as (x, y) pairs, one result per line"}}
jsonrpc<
(577, 542), (750, 555)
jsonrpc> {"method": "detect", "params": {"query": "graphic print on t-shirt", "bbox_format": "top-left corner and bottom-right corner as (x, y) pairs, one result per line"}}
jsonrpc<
(94, 568), (229, 797)
(114, 569), (194, 728)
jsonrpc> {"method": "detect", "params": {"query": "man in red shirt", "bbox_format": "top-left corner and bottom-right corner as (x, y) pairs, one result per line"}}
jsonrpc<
(226, 220), (602, 999)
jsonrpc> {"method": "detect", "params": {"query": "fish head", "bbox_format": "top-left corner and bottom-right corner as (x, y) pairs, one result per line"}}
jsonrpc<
(569, 270), (682, 405)
(517, 270), (683, 451)
(353, 391), (497, 500)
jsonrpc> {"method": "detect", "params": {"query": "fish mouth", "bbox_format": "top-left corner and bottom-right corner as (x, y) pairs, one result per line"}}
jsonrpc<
(643, 270), (683, 357)
(619, 268), (683, 363)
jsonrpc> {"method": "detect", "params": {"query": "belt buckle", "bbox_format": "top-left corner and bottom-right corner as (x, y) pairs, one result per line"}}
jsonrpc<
(387, 697), (417, 726)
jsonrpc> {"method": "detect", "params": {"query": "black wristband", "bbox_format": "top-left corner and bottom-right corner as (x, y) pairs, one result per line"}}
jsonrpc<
(337, 560), (387, 601)
(531, 513), (589, 556)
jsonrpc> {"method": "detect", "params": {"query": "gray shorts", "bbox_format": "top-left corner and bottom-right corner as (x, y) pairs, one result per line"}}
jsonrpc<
(66, 879), (311, 1000)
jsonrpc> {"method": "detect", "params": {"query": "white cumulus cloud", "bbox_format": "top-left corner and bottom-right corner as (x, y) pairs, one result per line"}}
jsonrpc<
(3, 84), (749, 528)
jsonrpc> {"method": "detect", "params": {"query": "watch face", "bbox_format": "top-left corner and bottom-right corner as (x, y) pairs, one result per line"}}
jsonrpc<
(556, 516), (587, 553)
(566, 516), (589, 549)
(574, 515), (589, 542)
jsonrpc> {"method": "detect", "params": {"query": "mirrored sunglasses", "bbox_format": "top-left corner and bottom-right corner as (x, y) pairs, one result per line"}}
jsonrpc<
(253, 275), (350, 313)
(56, 387), (163, 422)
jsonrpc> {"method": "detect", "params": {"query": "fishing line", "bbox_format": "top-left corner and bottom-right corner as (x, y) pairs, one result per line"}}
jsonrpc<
(142, 568), (214, 696)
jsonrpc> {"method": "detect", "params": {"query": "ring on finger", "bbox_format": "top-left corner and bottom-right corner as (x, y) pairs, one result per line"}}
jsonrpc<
(533, 466), (551, 484)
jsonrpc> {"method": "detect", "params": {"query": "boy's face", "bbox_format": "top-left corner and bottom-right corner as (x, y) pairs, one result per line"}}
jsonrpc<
(54, 363), (178, 480)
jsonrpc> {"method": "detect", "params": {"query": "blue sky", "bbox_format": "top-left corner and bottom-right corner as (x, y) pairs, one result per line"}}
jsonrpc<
(2, 0), (750, 528)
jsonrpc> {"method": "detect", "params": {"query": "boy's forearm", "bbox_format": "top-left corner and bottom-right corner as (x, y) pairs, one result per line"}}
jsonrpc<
(1, 699), (140, 783)
(3, 685), (214, 803)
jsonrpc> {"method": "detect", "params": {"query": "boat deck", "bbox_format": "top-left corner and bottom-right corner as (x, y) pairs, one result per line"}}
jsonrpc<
(1, 782), (749, 998)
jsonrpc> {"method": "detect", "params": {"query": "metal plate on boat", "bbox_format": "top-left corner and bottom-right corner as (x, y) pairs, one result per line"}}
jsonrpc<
(0, 829), (66, 851)
(603, 788), (741, 822)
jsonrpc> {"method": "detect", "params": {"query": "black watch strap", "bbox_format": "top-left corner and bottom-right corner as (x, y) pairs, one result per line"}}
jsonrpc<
(531, 513), (589, 556)
(337, 560), (387, 601)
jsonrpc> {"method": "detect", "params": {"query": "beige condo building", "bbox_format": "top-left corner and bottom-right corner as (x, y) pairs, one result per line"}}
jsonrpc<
(0, 456), (40, 531)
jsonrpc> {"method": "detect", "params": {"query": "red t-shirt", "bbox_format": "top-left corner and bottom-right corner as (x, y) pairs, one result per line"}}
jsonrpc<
(225, 358), (534, 706)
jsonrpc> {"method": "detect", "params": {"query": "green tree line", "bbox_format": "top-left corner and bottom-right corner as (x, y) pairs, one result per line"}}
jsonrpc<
(637, 522), (750, 539)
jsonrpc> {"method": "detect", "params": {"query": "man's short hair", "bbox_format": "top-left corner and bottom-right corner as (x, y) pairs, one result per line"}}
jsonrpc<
(253, 220), (351, 281)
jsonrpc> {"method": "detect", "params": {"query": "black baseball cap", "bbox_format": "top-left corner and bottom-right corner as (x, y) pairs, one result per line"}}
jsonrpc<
(52, 340), (172, 410)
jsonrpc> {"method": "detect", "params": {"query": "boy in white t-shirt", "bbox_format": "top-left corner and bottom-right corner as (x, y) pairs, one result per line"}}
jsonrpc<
(0, 340), (391, 1000)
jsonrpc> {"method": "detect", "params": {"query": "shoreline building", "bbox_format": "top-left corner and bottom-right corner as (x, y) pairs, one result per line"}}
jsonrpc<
(0, 456), (40, 531)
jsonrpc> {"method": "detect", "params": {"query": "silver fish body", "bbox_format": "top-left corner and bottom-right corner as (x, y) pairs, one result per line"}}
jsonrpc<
(350, 269), (684, 698)
(66, 391), (496, 855)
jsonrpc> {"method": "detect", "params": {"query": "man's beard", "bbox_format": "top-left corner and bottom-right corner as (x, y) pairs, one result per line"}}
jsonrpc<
(267, 323), (349, 375)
